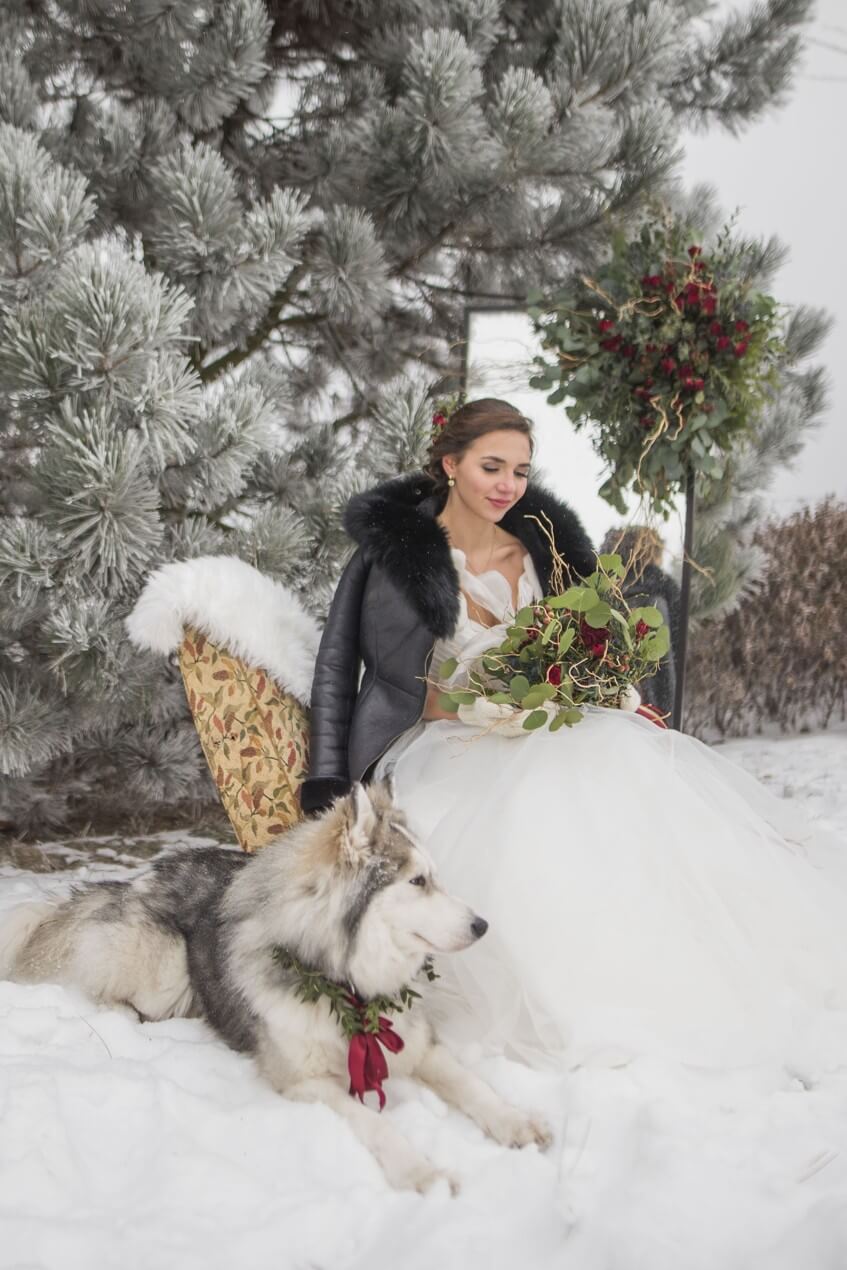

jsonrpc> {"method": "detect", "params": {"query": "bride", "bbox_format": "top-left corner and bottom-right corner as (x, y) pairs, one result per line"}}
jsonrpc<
(300, 398), (847, 1071)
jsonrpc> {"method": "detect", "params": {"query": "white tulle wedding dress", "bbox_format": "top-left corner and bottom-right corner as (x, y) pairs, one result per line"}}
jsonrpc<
(375, 547), (847, 1072)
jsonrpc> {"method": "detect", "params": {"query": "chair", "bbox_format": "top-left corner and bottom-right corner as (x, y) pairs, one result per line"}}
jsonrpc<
(126, 556), (320, 852)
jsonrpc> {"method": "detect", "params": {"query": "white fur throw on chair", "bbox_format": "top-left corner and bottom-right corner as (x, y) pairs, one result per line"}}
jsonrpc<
(125, 555), (320, 706)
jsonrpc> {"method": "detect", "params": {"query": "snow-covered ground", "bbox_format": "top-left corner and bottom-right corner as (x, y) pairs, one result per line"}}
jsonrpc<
(1, 733), (846, 1270)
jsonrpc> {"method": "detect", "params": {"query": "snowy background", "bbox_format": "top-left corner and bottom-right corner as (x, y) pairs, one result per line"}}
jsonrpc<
(1, 732), (846, 1270)
(2, 6), (846, 1267)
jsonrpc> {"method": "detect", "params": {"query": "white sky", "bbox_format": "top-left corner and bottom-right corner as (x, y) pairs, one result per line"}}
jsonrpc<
(467, 0), (846, 558)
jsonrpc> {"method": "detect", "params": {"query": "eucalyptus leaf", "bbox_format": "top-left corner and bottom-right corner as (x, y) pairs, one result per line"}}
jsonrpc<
(551, 707), (583, 730)
(522, 709), (550, 730)
(558, 627), (576, 655)
(584, 601), (611, 627)
(630, 606), (663, 628)
(437, 693), (460, 713)
(438, 656), (458, 679)
(639, 626), (670, 660)
(522, 683), (557, 708)
(509, 674), (530, 703)
(597, 552), (624, 576)
(549, 586), (598, 612)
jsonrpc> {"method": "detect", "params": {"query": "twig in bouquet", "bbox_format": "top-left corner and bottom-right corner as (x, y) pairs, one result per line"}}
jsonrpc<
(522, 510), (575, 596)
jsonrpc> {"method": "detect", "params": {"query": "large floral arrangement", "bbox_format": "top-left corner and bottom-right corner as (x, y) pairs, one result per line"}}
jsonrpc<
(433, 542), (669, 732)
(528, 213), (784, 515)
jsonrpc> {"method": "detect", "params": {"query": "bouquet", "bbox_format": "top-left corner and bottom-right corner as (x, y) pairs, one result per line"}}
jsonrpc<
(432, 541), (670, 734)
(528, 210), (784, 516)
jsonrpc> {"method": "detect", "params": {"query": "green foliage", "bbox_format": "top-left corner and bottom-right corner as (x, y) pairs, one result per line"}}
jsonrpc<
(274, 946), (437, 1039)
(529, 210), (785, 516)
(436, 553), (670, 731)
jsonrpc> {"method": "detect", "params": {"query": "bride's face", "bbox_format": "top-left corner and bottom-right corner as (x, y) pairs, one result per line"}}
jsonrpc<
(443, 429), (532, 521)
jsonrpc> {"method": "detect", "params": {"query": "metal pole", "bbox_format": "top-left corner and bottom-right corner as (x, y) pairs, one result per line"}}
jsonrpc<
(460, 299), (472, 397)
(672, 465), (696, 732)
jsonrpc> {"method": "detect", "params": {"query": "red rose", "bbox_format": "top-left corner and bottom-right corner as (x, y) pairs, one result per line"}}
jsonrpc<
(715, 335), (731, 352)
(734, 341), (749, 358)
(641, 274), (662, 289)
(694, 260), (706, 272)
(660, 356), (676, 374)
(679, 364), (693, 378)
(701, 295), (717, 315)
(635, 619), (650, 638)
(621, 344), (636, 359)
(432, 412), (447, 429)
(600, 335), (622, 352)
(579, 618), (609, 657)
(688, 245), (702, 257)
(597, 318), (615, 332)
(546, 664), (563, 686)
(734, 320), (749, 333)
(709, 321), (723, 336)
(692, 377), (705, 390)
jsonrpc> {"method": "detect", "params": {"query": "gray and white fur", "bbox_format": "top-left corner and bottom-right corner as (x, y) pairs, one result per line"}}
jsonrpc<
(0, 780), (551, 1192)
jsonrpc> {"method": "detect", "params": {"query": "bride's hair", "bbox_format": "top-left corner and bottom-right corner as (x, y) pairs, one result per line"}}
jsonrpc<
(424, 398), (535, 501)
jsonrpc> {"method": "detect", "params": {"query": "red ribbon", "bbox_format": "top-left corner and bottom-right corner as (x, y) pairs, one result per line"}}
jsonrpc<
(346, 1000), (405, 1110)
(636, 702), (669, 729)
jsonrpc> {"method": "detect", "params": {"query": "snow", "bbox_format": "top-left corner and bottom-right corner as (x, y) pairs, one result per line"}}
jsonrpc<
(2, 734), (847, 1270)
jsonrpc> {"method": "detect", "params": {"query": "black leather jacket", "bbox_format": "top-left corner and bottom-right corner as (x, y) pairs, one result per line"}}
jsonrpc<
(299, 472), (595, 814)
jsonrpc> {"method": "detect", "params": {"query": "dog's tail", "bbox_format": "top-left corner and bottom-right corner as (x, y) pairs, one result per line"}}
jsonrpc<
(0, 902), (55, 980)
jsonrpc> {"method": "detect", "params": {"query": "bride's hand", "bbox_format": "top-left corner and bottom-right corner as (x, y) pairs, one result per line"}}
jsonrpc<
(619, 685), (642, 712)
(456, 696), (552, 737)
(421, 681), (463, 722)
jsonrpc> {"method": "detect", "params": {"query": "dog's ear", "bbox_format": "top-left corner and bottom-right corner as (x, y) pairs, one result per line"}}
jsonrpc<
(366, 770), (397, 812)
(340, 782), (377, 866)
(381, 765), (397, 806)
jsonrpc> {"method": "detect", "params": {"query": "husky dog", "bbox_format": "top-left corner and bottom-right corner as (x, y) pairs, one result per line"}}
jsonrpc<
(0, 780), (551, 1192)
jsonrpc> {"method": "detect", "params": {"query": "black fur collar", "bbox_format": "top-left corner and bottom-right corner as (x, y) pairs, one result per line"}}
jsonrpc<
(344, 472), (596, 638)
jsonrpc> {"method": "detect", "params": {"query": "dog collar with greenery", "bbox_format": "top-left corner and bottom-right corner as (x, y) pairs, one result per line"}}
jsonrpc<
(273, 947), (438, 1108)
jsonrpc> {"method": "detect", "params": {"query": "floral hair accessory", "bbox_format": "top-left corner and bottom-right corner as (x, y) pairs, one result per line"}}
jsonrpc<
(429, 392), (464, 443)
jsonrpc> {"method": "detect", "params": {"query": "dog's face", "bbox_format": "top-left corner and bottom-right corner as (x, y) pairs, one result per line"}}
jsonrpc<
(340, 781), (487, 999)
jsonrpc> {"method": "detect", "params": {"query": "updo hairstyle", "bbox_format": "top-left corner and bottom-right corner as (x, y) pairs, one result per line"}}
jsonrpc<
(424, 397), (535, 502)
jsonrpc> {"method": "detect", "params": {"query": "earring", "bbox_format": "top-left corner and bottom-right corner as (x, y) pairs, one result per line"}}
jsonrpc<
(447, 476), (455, 487)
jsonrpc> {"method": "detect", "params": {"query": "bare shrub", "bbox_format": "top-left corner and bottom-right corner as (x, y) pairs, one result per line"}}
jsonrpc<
(684, 499), (847, 738)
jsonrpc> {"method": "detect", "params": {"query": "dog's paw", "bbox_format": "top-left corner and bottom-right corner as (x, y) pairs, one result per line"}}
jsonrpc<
(393, 1162), (460, 1196)
(486, 1109), (554, 1152)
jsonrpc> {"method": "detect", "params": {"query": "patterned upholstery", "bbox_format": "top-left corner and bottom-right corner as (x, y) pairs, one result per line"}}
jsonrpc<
(178, 624), (310, 852)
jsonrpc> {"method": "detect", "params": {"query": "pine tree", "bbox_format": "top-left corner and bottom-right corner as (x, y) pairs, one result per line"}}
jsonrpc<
(0, 0), (813, 835)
